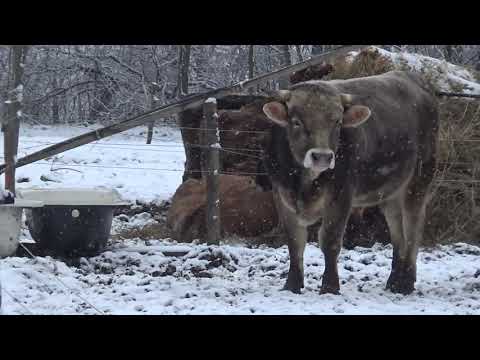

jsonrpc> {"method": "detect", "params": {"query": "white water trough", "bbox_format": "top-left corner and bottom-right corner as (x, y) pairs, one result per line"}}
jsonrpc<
(17, 187), (129, 257)
(0, 199), (44, 258)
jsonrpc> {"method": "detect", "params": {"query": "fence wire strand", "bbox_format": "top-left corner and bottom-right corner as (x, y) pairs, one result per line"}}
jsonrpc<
(18, 160), (480, 183)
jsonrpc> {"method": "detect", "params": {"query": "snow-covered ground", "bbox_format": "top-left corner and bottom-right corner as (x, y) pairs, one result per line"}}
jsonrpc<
(2, 239), (480, 315)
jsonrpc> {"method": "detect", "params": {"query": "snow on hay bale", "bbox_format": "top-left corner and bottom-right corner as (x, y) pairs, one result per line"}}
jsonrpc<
(328, 46), (480, 245)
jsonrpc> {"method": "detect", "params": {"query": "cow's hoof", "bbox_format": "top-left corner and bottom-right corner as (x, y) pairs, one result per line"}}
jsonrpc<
(386, 274), (415, 295)
(282, 276), (304, 294)
(319, 284), (340, 295)
(282, 283), (302, 294)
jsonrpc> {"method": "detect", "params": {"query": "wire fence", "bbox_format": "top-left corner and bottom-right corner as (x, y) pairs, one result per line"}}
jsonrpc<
(4, 159), (480, 185)
(25, 161), (266, 177)
(3, 133), (480, 181)
(4, 124), (480, 184)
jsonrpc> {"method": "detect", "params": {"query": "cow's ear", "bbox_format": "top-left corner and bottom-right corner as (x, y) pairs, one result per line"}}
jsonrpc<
(263, 101), (288, 127)
(342, 105), (371, 128)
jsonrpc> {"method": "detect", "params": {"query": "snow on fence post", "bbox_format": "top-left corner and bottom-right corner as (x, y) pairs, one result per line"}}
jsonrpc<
(203, 97), (221, 245)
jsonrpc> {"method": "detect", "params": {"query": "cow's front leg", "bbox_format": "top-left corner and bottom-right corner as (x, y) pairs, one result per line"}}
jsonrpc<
(318, 201), (351, 295)
(274, 192), (308, 294)
(284, 222), (308, 293)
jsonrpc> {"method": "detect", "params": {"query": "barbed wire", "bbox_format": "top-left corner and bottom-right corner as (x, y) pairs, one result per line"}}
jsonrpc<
(13, 139), (264, 153)
(5, 130), (480, 184)
(219, 148), (263, 159)
(15, 136), (480, 148)
(18, 160), (480, 184)
(1, 145), (264, 163)
(27, 161), (268, 176)
(66, 122), (271, 135)
(39, 121), (480, 140)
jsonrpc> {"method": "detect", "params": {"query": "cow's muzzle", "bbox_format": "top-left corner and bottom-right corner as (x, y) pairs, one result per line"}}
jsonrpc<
(303, 148), (335, 173)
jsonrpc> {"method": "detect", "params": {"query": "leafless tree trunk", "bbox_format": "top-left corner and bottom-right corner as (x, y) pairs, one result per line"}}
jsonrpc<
(445, 45), (454, 62)
(278, 45), (292, 88)
(248, 45), (255, 94)
(139, 50), (157, 144)
(177, 45), (197, 180)
(475, 53), (480, 72)
(295, 45), (303, 62)
(3, 45), (28, 194)
(51, 76), (60, 124)
(176, 45), (191, 98)
(311, 45), (323, 56)
(145, 84), (155, 144)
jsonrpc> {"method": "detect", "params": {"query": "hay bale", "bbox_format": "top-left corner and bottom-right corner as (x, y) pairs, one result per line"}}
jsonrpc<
(426, 97), (480, 245)
(327, 47), (396, 80)
(167, 175), (279, 242)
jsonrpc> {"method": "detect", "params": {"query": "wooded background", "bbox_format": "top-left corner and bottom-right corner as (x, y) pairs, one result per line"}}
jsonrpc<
(1, 45), (479, 127)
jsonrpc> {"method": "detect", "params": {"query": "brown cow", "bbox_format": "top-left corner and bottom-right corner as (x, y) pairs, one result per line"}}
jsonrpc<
(262, 71), (439, 295)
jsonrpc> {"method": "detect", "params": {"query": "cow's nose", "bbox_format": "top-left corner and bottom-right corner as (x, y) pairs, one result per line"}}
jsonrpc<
(309, 149), (333, 163)
(311, 151), (321, 162)
(312, 152), (333, 164)
(304, 148), (335, 170)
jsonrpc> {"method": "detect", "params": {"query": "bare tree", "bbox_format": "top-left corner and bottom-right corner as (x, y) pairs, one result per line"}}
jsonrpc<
(176, 45), (191, 98)
(3, 45), (28, 194)
(295, 45), (304, 62)
(311, 45), (323, 56)
(248, 45), (255, 94)
(278, 45), (292, 88)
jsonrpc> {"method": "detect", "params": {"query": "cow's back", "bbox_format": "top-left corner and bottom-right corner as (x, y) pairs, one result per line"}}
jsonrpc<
(331, 71), (438, 161)
(327, 71), (439, 203)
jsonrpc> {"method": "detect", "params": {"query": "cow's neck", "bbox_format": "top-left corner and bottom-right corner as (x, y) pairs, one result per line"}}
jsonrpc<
(293, 134), (356, 224)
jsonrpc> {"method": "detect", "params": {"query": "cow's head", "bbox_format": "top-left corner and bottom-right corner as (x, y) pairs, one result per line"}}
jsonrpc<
(262, 82), (371, 176)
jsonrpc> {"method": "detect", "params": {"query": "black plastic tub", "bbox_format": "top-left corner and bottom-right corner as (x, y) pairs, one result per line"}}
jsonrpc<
(18, 188), (128, 258)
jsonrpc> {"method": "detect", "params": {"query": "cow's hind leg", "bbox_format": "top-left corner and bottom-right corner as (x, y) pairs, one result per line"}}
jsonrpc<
(398, 168), (433, 294)
(384, 162), (434, 295)
(381, 198), (413, 294)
